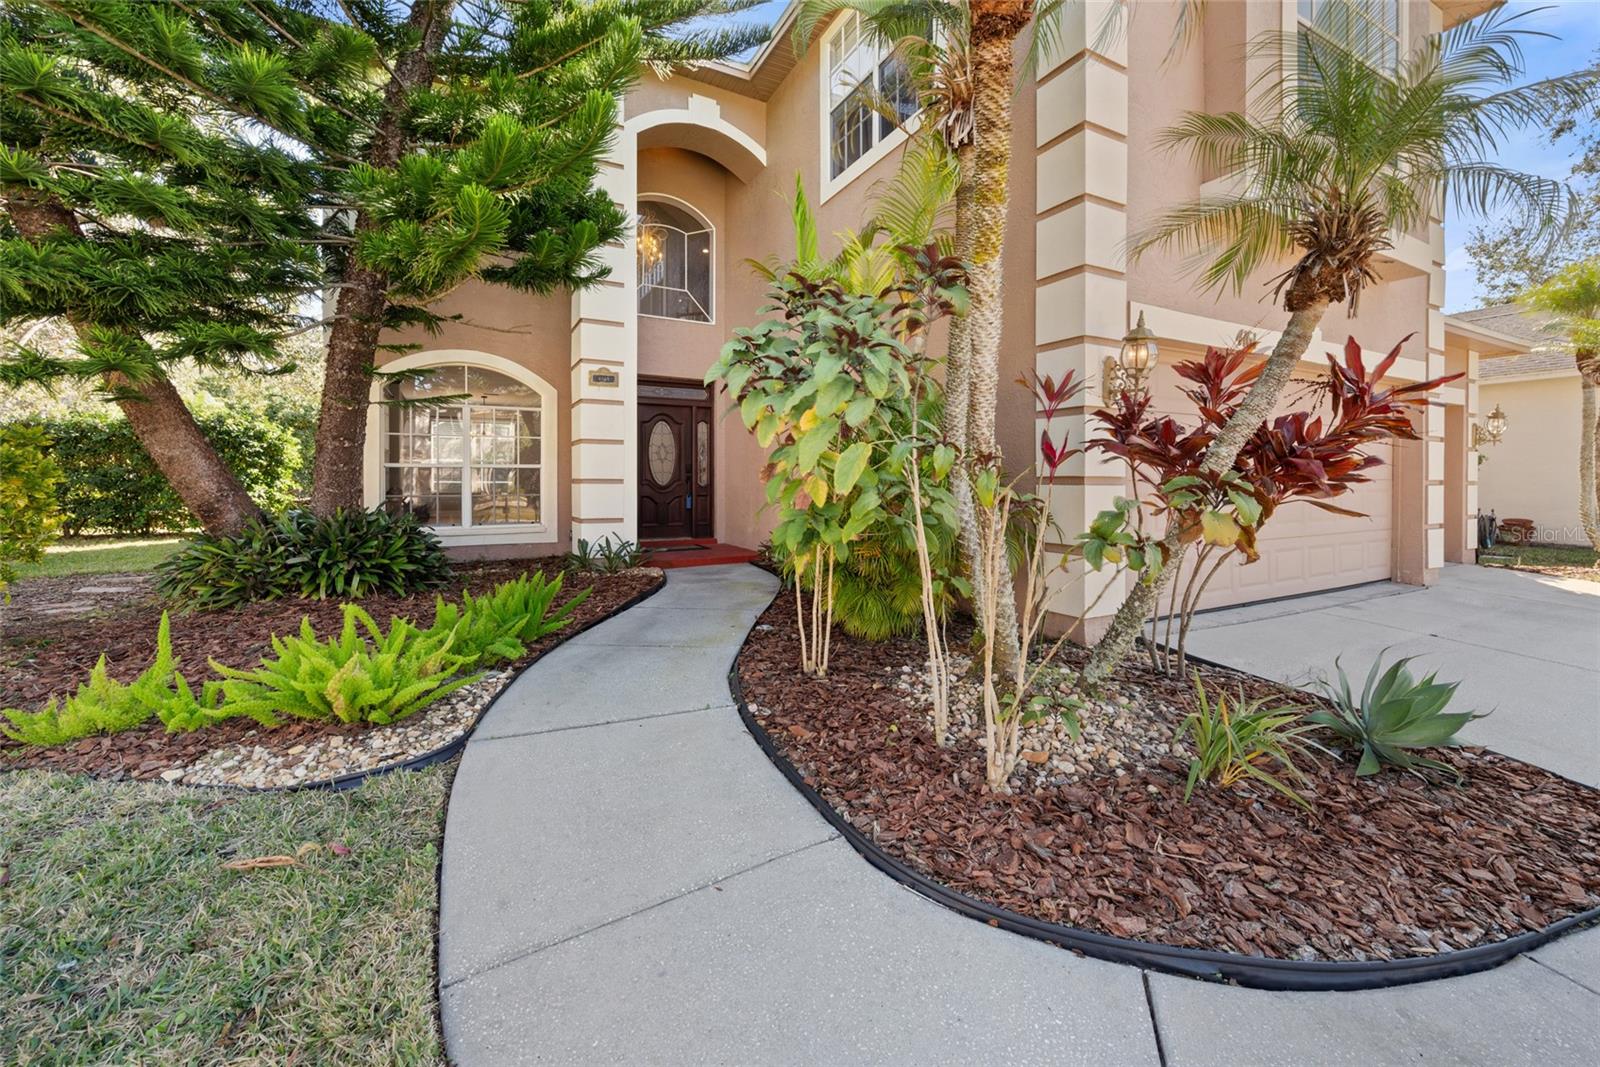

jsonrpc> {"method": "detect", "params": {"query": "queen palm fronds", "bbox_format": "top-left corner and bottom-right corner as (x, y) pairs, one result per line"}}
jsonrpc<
(1134, 1), (1597, 314)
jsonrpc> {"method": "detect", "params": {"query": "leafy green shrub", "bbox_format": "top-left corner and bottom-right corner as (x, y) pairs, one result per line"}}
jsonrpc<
(209, 605), (480, 727)
(1310, 654), (1485, 780)
(3, 613), (182, 744)
(0, 424), (63, 592)
(21, 409), (301, 534)
(428, 571), (589, 664)
(1178, 677), (1324, 811)
(562, 536), (644, 574)
(156, 508), (451, 610)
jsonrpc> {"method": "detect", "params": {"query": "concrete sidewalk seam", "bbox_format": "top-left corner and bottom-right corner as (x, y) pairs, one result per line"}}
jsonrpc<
(1527, 953), (1600, 998)
(440, 835), (839, 990)
(1141, 971), (1170, 1067)
(476, 703), (727, 741)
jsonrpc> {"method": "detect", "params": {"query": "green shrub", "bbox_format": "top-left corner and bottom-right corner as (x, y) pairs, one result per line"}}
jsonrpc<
(208, 605), (480, 727)
(156, 508), (451, 611)
(562, 536), (643, 574)
(3, 613), (182, 745)
(0, 424), (63, 591)
(21, 409), (302, 535)
(428, 571), (589, 664)
(1310, 654), (1485, 781)
(1178, 676), (1324, 811)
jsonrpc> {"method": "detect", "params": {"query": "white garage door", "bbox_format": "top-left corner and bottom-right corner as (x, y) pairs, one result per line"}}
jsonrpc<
(1142, 367), (1394, 611)
(1194, 441), (1392, 609)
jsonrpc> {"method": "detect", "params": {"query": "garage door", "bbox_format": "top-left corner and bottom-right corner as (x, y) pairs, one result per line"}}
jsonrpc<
(1142, 368), (1393, 611)
(1194, 441), (1391, 609)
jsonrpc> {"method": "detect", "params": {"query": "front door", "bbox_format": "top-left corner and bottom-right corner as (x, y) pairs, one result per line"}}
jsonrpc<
(638, 381), (713, 540)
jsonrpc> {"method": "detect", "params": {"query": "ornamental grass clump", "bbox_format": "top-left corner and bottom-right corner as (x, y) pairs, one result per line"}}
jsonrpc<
(208, 606), (480, 728)
(1310, 653), (1485, 781)
(1178, 676), (1324, 812)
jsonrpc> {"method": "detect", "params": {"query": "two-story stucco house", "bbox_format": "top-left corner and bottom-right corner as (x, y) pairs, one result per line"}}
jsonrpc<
(370, 0), (1506, 640)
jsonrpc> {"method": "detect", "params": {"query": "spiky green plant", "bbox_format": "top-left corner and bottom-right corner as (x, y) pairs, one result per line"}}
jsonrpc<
(1178, 676), (1324, 812)
(2, 612), (185, 744)
(207, 605), (479, 727)
(427, 571), (588, 664)
(1309, 653), (1485, 781)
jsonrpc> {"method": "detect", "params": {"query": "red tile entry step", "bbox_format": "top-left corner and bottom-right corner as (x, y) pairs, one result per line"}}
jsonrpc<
(642, 539), (760, 569)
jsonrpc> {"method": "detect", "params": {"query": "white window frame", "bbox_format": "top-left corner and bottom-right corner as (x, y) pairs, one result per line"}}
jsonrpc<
(1295, 0), (1404, 75)
(362, 350), (559, 547)
(818, 10), (921, 204)
(636, 193), (716, 325)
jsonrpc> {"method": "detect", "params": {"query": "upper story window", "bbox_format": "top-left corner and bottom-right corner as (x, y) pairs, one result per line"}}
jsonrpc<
(825, 10), (918, 182)
(637, 198), (712, 323)
(1298, 0), (1400, 72)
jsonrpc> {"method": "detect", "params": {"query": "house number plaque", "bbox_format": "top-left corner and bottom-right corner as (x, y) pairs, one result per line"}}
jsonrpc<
(587, 368), (620, 387)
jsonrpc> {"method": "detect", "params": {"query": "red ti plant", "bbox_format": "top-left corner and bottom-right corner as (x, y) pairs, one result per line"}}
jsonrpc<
(1084, 335), (1461, 675)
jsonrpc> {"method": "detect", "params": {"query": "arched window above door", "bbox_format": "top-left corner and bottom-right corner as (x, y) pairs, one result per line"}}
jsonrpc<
(637, 198), (712, 323)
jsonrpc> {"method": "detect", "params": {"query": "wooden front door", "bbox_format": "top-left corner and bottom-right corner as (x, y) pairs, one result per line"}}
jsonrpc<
(638, 381), (713, 540)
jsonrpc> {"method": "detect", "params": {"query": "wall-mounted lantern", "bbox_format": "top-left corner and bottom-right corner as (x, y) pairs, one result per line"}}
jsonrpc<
(1104, 311), (1158, 397)
(1472, 403), (1508, 449)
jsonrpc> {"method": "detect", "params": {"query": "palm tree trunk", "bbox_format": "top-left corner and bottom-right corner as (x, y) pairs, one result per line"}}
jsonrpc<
(944, 140), (982, 632)
(1577, 350), (1600, 553)
(964, 4), (1032, 681)
(1082, 299), (1329, 683)
(4, 190), (262, 535)
(309, 0), (455, 516)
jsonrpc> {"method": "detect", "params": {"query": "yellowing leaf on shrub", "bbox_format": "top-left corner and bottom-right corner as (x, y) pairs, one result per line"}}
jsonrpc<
(1200, 509), (1241, 547)
(798, 407), (819, 432)
(834, 442), (871, 496)
(804, 475), (829, 506)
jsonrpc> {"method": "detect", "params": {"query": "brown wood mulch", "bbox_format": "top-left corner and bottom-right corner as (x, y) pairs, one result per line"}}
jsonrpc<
(0, 562), (663, 782)
(735, 603), (1600, 962)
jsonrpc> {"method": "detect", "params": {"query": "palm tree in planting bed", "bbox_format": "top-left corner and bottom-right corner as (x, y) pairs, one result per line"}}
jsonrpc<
(1518, 259), (1600, 554)
(1081, 4), (1599, 683)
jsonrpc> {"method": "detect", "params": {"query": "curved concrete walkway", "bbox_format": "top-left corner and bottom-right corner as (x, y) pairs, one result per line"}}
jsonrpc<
(440, 564), (1600, 1066)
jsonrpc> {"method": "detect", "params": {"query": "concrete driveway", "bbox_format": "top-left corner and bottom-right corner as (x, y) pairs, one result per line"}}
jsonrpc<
(1183, 564), (1600, 787)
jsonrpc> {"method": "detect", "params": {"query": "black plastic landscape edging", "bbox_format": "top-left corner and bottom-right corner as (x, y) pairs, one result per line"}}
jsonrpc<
(726, 622), (1600, 992)
(206, 573), (667, 795)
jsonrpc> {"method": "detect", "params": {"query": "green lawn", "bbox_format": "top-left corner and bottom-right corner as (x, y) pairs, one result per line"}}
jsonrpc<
(13, 536), (188, 580)
(1479, 542), (1598, 576)
(0, 766), (448, 1065)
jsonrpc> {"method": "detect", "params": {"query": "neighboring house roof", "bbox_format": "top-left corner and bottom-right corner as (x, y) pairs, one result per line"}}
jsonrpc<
(1449, 303), (1579, 380)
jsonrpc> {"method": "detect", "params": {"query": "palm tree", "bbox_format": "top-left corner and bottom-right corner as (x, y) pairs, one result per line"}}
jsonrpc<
(1081, 2), (1596, 683)
(1518, 259), (1600, 554)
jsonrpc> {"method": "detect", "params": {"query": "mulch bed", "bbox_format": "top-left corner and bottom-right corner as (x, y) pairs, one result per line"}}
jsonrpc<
(736, 603), (1600, 962)
(1, 561), (662, 782)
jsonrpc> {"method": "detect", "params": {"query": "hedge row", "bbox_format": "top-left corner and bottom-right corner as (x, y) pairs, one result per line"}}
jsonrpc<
(10, 409), (304, 535)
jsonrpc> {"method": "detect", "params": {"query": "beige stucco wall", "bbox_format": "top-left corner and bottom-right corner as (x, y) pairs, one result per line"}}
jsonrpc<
(1479, 375), (1587, 543)
(377, 283), (574, 558)
(370, 0), (1467, 580)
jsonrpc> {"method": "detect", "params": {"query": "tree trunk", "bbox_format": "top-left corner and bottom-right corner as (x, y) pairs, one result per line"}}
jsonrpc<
(944, 140), (982, 632)
(1577, 350), (1600, 553)
(4, 190), (262, 535)
(308, 0), (456, 516)
(964, 6), (1032, 681)
(1082, 300), (1330, 684)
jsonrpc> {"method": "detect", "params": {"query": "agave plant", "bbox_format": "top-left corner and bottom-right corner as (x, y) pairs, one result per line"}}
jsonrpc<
(1310, 653), (1486, 781)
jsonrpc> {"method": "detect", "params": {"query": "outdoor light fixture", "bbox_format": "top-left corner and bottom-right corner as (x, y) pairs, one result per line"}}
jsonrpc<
(1472, 404), (1508, 448)
(1104, 311), (1158, 397)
